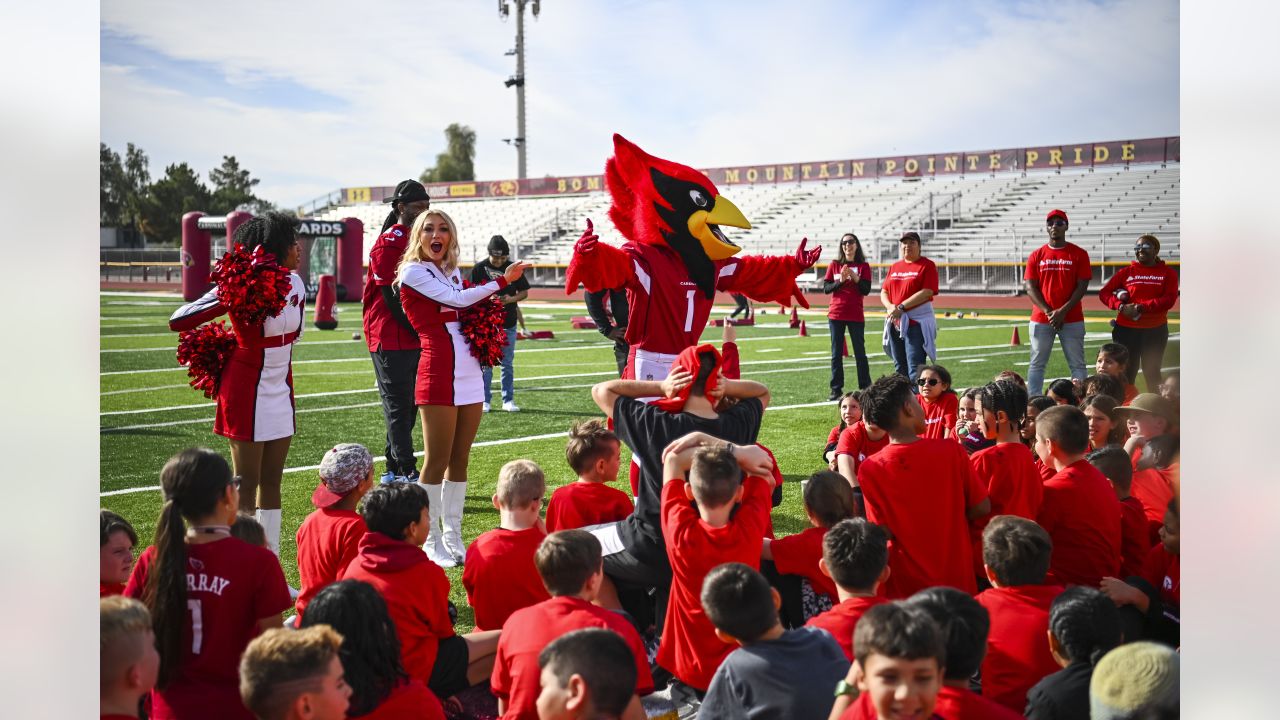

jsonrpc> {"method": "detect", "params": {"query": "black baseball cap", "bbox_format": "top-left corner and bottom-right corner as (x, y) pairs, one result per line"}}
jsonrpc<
(488, 235), (510, 255)
(383, 179), (431, 205)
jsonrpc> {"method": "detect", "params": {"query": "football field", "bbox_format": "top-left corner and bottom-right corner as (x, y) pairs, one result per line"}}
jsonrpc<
(100, 292), (1179, 630)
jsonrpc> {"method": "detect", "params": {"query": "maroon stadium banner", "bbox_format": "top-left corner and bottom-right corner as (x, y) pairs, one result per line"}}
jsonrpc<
(343, 136), (1178, 204)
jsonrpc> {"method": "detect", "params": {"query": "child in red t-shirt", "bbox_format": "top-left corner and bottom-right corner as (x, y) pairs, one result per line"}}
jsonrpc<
(975, 516), (1064, 713)
(834, 415), (890, 493)
(1024, 395), (1058, 482)
(546, 420), (634, 532)
(492, 530), (653, 720)
(535, 628), (642, 720)
(1131, 434), (1179, 543)
(295, 443), (374, 619)
(825, 392), (863, 469)
(658, 432), (776, 692)
(805, 518), (890, 662)
(238, 626), (350, 720)
(761, 470), (855, 626)
(1033, 406), (1122, 588)
(341, 483), (500, 700)
(101, 510), (137, 598)
(968, 379), (1043, 578)
(1100, 498), (1180, 648)
(856, 376), (991, 598)
(100, 596), (159, 720)
(1087, 446), (1151, 577)
(1095, 343), (1140, 404)
(463, 459), (552, 631)
(917, 364), (958, 440)
(829, 603), (946, 720)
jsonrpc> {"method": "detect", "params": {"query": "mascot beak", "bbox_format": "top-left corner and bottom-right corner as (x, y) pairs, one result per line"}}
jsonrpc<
(687, 195), (752, 261)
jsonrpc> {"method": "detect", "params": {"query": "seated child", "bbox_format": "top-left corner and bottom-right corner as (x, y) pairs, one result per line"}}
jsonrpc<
(955, 387), (995, 454)
(761, 470), (854, 626)
(1024, 586), (1122, 720)
(825, 392), (862, 468)
(1158, 370), (1179, 407)
(994, 369), (1026, 388)
(296, 443), (373, 618)
(231, 512), (268, 548)
(492, 529), (652, 720)
(1115, 393), (1177, 468)
(1087, 447), (1150, 577)
(100, 510), (137, 597)
(1100, 498), (1180, 649)
(546, 420), (633, 532)
(1130, 434), (1178, 543)
(100, 596), (158, 720)
(1095, 343), (1139, 404)
(700, 563), (849, 720)
(535, 628), (639, 720)
(969, 379), (1043, 577)
(805, 518), (890, 662)
(340, 483), (499, 699)
(300, 580), (445, 720)
(856, 375), (990, 598)
(1081, 394), (1124, 451)
(1089, 642), (1179, 719)
(1033, 406), (1122, 588)
(1024, 395), (1058, 482)
(1046, 378), (1078, 406)
(237, 625), (350, 720)
(975, 516), (1064, 713)
(834, 409), (890, 492)
(917, 364), (959, 440)
(659, 433), (776, 692)
(463, 459), (552, 631)
(828, 602), (945, 720)
(1081, 374), (1126, 406)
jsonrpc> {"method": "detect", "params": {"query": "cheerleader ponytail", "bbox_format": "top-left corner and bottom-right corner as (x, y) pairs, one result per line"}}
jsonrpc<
(381, 208), (399, 234)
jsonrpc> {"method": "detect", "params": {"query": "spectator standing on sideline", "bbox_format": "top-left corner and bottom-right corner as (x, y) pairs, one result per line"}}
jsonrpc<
(1025, 209), (1092, 395)
(1099, 234), (1180, 392)
(585, 288), (630, 377)
(363, 180), (431, 484)
(824, 232), (873, 400)
(471, 235), (531, 413)
(880, 231), (939, 382)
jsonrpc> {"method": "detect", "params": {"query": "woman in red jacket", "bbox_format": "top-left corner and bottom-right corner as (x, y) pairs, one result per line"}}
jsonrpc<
(1099, 235), (1179, 392)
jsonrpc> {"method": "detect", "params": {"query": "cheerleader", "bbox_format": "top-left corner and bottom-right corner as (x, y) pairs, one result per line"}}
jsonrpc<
(170, 212), (305, 554)
(396, 209), (529, 567)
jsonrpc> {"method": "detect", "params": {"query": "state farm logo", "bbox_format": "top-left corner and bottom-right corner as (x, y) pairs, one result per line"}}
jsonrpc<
(1039, 258), (1075, 267)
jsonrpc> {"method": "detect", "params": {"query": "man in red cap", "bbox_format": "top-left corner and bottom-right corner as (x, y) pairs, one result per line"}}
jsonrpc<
(1024, 209), (1092, 395)
(586, 344), (770, 630)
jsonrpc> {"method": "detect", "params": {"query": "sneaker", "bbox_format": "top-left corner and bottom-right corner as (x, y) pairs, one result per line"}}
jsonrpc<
(379, 471), (398, 485)
(482, 402), (491, 413)
(828, 389), (842, 402)
(502, 401), (520, 412)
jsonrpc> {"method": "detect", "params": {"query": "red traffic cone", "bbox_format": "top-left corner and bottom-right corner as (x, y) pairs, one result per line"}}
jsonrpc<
(842, 337), (850, 357)
(789, 306), (800, 328)
(1010, 327), (1021, 346)
(798, 320), (808, 337)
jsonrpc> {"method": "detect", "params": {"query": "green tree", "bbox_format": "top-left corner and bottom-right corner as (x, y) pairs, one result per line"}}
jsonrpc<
(141, 162), (211, 245)
(121, 143), (151, 239)
(100, 143), (125, 226)
(419, 123), (476, 183)
(208, 155), (261, 214)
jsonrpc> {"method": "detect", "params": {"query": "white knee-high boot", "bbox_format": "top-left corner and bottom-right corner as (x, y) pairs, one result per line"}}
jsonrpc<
(255, 508), (281, 557)
(419, 482), (456, 568)
(441, 480), (468, 563)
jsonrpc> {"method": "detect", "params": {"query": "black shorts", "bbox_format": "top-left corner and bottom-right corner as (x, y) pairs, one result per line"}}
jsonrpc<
(428, 635), (470, 698)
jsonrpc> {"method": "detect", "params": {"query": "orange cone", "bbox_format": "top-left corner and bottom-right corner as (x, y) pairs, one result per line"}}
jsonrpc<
(1010, 327), (1021, 346)
(842, 337), (850, 357)
(789, 306), (800, 328)
(798, 320), (808, 337)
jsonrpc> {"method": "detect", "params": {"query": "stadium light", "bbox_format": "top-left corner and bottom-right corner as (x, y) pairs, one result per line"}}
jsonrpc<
(498, 0), (539, 179)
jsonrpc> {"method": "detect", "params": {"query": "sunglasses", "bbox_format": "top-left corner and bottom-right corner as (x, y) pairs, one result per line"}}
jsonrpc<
(1134, 243), (1155, 251)
(1047, 220), (1068, 227)
(917, 378), (940, 387)
(230, 475), (242, 490)
(840, 240), (858, 246)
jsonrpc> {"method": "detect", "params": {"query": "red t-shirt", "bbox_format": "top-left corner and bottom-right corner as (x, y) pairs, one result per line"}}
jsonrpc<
(920, 392), (958, 441)
(976, 584), (1064, 713)
(124, 538), (292, 720)
(1131, 466), (1175, 541)
(858, 440), (987, 598)
(362, 223), (420, 352)
(835, 423), (890, 476)
(969, 442), (1044, 575)
(1024, 242), (1092, 324)
(340, 532), (456, 684)
(805, 595), (888, 662)
(1099, 260), (1180, 329)
(882, 257), (940, 306)
(825, 261), (871, 322)
(492, 596), (654, 720)
(462, 527), (551, 632)
(361, 679), (446, 720)
(771, 526), (837, 600)
(826, 425), (842, 447)
(843, 685), (1020, 720)
(1142, 544), (1180, 608)
(545, 481), (635, 532)
(100, 581), (125, 597)
(1119, 496), (1152, 577)
(1034, 454), (1056, 483)
(1036, 460), (1122, 588)
(295, 508), (366, 618)
(659, 476), (771, 690)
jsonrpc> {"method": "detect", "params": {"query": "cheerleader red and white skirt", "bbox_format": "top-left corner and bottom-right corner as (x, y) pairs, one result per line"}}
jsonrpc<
(416, 320), (484, 407)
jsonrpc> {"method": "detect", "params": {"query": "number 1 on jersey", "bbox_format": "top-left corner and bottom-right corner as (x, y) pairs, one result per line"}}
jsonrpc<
(187, 599), (203, 654)
(684, 290), (695, 333)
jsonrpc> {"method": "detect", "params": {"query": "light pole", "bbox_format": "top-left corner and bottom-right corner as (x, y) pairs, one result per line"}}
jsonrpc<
(499, 0), (539, 179)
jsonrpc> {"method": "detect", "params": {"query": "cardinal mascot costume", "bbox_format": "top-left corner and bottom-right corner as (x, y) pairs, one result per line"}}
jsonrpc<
(566, 134), (821, 382)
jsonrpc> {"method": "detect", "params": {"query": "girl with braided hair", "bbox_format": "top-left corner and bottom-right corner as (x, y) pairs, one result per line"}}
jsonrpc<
(969, 379), (1044, 578)
(125, 448), (292, 720)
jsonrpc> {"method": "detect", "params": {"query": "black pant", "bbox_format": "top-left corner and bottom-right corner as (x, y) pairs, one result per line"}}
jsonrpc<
(611, 340), (629, 378)
(370, 349), (420, 477)
(729, 293), (751, 319)
(829, 319), (872, 392)
(760, 560), (805, 629)
(1111, 323), (1169, 391)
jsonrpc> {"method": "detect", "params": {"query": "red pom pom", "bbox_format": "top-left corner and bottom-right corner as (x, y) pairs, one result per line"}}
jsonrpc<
(209, 244), (292, 327)
(176, 321), (238, 398)
(458, 281), (509, 367)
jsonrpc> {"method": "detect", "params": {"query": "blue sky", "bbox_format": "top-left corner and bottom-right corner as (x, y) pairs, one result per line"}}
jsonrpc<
(100, 0), (1179, 209)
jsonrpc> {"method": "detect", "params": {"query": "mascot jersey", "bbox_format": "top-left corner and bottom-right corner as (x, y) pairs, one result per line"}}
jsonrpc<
(567, 134), (821, 361)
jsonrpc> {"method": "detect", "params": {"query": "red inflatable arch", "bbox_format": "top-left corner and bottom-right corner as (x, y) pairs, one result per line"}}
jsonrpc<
(180, 212), (365, 302)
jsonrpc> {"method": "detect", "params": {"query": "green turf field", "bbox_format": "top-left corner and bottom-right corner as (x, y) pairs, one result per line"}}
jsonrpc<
(100, 291), (1179, 630)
